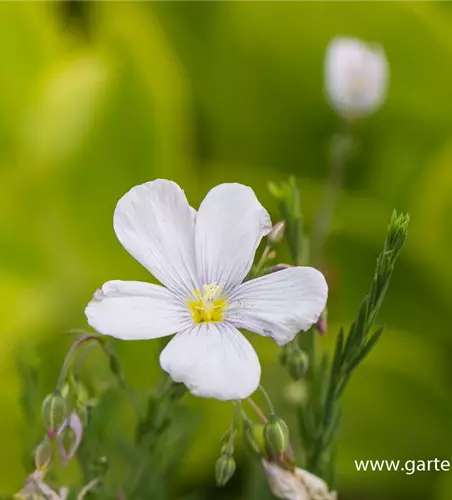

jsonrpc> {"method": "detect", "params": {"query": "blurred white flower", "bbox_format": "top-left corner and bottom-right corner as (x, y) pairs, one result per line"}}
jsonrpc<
(85, 180), (328, 401)
(262, 460), (337, 500)
(325, 36), (388, 119)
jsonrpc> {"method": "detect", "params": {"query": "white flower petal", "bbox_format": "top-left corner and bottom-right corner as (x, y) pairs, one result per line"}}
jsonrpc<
(85, 280), (191, 340)
(195, 183), (272, 292)
(227, 267), (328, 346)
(159, 322), (261, 400)
(114, 180), (199, 297)
(262, 460), (336, 500)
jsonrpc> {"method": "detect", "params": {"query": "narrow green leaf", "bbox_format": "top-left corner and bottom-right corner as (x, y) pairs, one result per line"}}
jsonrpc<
(347, 325), (385, 373)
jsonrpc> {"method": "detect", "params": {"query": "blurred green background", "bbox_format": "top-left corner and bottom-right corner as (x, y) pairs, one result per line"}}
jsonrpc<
(2, 1), (452, 498)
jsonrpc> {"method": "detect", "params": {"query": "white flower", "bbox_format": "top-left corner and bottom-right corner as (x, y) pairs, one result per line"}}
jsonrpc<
(325, 37), (388, 119)
(262, 460), (337, 500)
(85, 180), (327, 400)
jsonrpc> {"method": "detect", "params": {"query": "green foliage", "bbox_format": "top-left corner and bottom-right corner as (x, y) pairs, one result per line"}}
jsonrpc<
(271, 179), (409, 484)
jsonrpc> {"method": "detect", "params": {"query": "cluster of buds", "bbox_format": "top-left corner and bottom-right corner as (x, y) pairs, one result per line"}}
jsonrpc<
(280, 343), (310, 381)
(242, 415), (336, 499)
(15, 380), (94, 499)
(16, 379), (90, 499)
(243, 414), (294, 469)
(41, 383), (86, 464)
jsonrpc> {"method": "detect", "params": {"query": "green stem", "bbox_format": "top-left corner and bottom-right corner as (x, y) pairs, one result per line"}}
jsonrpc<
(312, 121), (354, 266)
(247, 398), (268, 423)
(232, 401), (242, 428)
(56, 334), (141, 419)
(253, 245), (271, 277)
(56, 334), (100, 391)
(258, 385), (275, 415)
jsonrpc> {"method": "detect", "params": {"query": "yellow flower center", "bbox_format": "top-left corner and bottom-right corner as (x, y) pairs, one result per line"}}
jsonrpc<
(188, 284), (228, 323)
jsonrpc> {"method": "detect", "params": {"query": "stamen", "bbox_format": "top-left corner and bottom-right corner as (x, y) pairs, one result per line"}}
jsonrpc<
(188, 283), (227, 323)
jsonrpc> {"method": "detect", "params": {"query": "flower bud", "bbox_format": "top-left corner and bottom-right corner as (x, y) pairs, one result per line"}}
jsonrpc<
(264, 416), (290, 457)
(215, 455), (236, 487)
(34, 439), (53, 472)
(42, 391), (67, 437)
(219, 443), (232, 458)
(244, 422), (267, 457)
(287, 349), (309, 381)
(267, 221), (285, 246)
(325, 37), (388, 119)
(315, 312), (328, 335)
(266, 250), (276, 260)
(57, 411), (83, 465)
(168, 382), (187, 401)
(268, 263), (293, 274)
(61, 377), (89, 413)
(278, 346), (289, 366)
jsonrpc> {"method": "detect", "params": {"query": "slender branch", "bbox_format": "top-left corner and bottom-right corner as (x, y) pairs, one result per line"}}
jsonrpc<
(258, 385), (275, 415)
(56, 333), (141, 419)
(77, 478), (101, 500)
(312, 122), (354, 265)
(246, 398), (268, 423)
(56, 335), (100, 390)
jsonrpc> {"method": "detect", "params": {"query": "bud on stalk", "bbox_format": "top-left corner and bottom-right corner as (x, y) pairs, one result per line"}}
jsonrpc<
(267, 221), (285, 246)
(264, 415), (290, 457)
(42, 391), (67, 437)
(215, 454), (236, 487)
(34, 439), (53, 472)
(244, 422), (267, 457)
(287, 349), (309, 380)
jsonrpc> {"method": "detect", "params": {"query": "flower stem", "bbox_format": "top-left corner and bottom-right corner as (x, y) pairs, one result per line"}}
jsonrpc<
(56, 334), (100, 391)
(246, 398), (268, 423)
(312, 120), (354, 266)
(56, 333), (141, 419)
(258, 385), (275, 415)
(77, 477), (101, 500)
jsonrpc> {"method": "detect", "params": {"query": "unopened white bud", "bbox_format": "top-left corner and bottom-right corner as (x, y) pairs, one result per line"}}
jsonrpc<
(268, 221), (286, 246)
(325, 37), (388, 119)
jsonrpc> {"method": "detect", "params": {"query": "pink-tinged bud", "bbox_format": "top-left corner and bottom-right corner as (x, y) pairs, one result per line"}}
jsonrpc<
(42, 391), (67, 437)
(268, 263), (293, 274)
(57, 411), (83, 465)
(315, 309), (328, 335)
